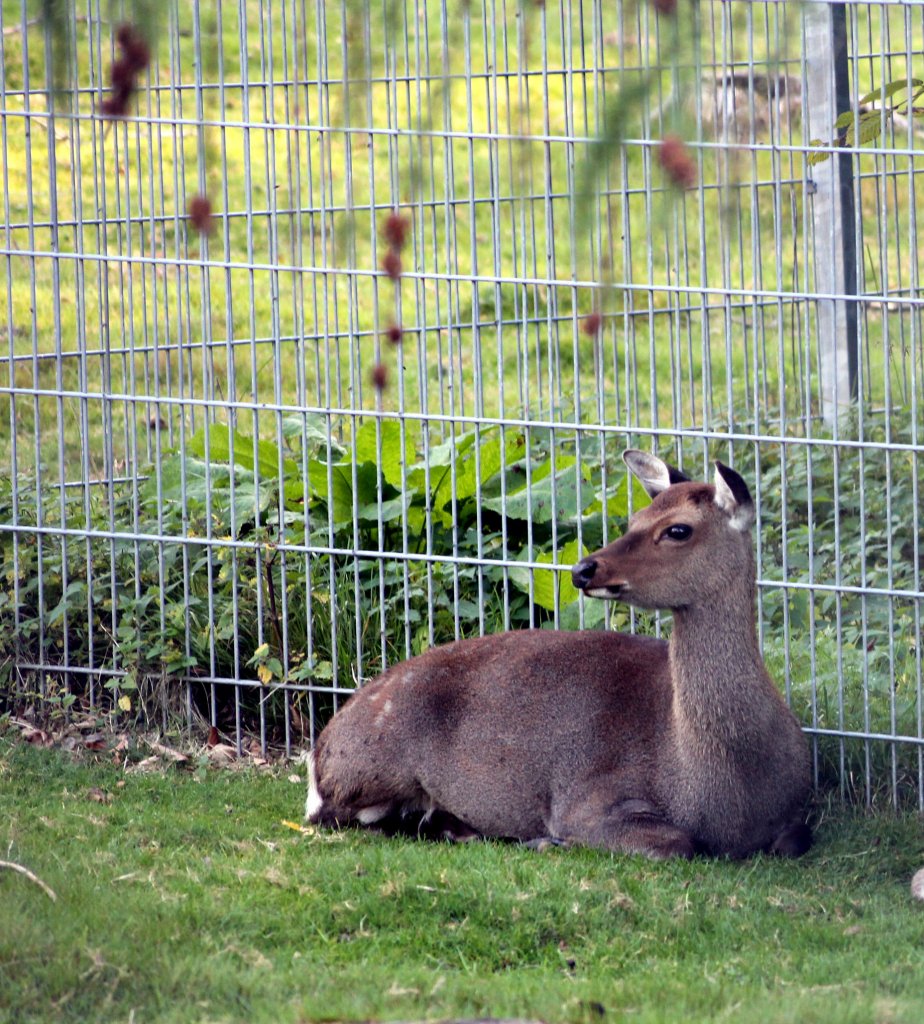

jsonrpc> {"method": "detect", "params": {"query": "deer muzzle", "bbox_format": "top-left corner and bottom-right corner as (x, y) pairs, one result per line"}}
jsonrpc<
(571, 556), (628, 599)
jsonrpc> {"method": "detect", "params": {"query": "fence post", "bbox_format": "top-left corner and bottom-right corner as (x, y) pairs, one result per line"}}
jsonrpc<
(803, 0), (859, 426)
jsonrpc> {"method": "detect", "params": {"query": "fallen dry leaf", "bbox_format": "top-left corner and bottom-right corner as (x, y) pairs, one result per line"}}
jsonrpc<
(281, 819), (312, 834)
(206, 725), (219, 748)
(146, 740), (188, 763)
(289, 704), (307, 733)
(22, 727), (53, 747)
(207, 743), (237, 764)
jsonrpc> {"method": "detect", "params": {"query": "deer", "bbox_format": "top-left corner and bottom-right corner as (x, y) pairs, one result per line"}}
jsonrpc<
(305, 449), (812, 860)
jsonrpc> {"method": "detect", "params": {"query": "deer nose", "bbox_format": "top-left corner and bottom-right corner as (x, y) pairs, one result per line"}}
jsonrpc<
(571, 558), (598, 590)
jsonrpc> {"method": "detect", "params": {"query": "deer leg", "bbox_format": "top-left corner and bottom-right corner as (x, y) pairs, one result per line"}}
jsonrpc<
(415, 809), (483, 843)
(768, 820), (813, 858)
(550, 794), (697, 860)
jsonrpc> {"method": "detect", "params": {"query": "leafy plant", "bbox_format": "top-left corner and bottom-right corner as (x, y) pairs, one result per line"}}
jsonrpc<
(0, 419), (629, 738)
(809, 77), (924, 164)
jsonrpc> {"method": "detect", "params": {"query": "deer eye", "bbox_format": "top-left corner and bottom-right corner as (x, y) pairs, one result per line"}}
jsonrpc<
(662, 524), (693, 542)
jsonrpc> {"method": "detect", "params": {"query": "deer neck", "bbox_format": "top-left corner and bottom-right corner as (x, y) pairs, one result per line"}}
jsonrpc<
(667, 581), (775, 752)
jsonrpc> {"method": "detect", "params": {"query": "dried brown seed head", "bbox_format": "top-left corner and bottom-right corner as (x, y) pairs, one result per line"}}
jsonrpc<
(371, 363), (389, 391)
(582, 312), (602, 336)
(381, 249), (402, 280)
(115, 23), (150, 72)
(658, 134), (697, 190)
(109, 57), (136, 94)
(98, 94), (130, 119)
(382, 212), (409, 251)
(188, 195), (215, 235)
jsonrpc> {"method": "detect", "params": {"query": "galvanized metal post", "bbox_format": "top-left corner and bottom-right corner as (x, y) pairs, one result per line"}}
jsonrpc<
(804, 0), (859, 426)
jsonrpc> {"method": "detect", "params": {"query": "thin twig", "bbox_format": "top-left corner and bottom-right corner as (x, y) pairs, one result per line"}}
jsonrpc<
(0, 860), (58, 902)
(264, 549), (285, 654)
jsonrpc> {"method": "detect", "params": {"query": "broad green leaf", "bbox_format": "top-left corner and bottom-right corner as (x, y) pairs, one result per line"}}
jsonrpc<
(252, 642), (270, 661)
(405, 504), (426, 538)
(46, 580), (87, 626)
(508, 539), (586, 611)
(143, 457), (265, 531)
(354, 419), (418, 488)
(857, 78), (923, 106)
(450, 430), (522, 504)
(607, 472), (653, 518)
(816, 108), (889, 165)
(427, 427), (522, 526)
(307, 459), (379, 526)
(188, 424), (298, 481)
(835, 108), (861, 130)
(482, 456), (592, 523)
(281, 413), (337, 453)
(450, 435), (501, 504)
(357, 494), (410, 525)
(807, 139), (831, 165)
(416, 428), (479, 470)
(843, 109), (885, 149)
(557, 596), (608, 631)
(307, 460), (353, 525)
(225, 475), (267, 531)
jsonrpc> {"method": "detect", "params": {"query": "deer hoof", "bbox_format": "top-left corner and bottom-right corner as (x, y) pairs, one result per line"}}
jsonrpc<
(769, 822), (813, 858)
(522, 836), (567, 853)
(646, 834), (696, 860)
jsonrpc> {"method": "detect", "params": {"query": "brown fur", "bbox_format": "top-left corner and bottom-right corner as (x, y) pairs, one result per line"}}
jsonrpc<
(307, 452), (812, 860)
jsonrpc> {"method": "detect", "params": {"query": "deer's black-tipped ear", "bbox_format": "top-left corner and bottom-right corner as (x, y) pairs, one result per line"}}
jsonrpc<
(623, 450), (689, 499)
(713, 461), (755, 531)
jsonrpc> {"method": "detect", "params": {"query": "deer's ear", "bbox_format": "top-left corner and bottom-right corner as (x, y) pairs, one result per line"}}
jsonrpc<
(623, 450), (690, 499)
(713, 461), (755, 531)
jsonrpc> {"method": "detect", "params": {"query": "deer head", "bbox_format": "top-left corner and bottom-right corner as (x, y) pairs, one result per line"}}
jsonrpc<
(572, 450), (756, 610)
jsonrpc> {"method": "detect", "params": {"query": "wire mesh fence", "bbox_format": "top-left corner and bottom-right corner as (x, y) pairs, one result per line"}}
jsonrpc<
(0, 1), (921, 808)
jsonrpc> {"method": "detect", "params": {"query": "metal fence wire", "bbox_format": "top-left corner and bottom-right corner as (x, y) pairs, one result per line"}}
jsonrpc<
(0, 0), (921, 808)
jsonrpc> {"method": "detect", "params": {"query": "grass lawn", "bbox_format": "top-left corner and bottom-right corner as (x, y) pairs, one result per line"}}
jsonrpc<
(2, 733), (924, 1024)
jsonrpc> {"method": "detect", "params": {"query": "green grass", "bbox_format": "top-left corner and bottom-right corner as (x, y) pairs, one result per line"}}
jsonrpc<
(2, 733), (924, 1024)
(2, 0), (921, 476)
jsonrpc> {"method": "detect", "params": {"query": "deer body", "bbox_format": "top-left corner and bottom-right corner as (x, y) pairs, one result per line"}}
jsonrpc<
(307, 451), (812, 859)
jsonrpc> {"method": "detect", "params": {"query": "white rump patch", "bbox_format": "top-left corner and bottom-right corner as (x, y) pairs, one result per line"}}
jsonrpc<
(305, 750), (323, 820)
